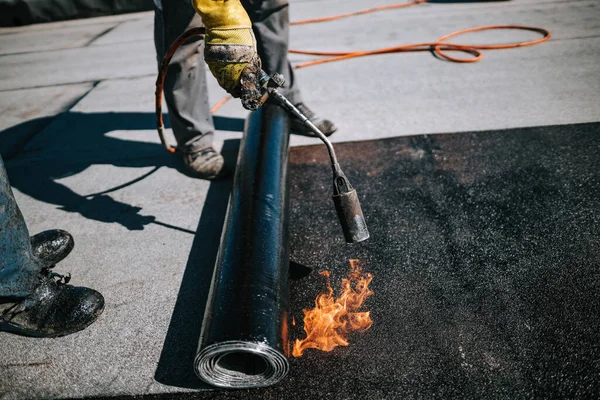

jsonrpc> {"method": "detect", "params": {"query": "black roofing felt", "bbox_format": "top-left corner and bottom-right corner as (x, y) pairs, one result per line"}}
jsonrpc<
(104, 122), (600, 400)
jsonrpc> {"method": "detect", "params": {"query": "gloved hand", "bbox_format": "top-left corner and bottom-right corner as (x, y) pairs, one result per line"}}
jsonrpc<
(192, 0), (264, 110)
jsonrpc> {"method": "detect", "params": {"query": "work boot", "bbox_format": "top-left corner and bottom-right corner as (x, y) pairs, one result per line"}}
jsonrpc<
(182, 146), (229, 180)
(31, 230), (74, 267)
(290, 103), (337, 137)
(0, 271), (105, 338)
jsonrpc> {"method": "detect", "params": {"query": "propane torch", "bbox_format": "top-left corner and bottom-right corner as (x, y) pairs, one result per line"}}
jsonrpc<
(257, 71), (369, 243)
(154, 28), (369, 243)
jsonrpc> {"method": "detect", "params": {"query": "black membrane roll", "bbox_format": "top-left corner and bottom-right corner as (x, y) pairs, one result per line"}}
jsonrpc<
(194, 105), (291, 388)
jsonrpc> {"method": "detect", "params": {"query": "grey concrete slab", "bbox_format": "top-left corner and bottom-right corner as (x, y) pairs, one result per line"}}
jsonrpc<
(287, 36), (600, 148)
(285, 0), (600, 147)
(88, 17), (154, 47)
(5, 76), (243, 167)
(19, 77), (162, 156)
(290, 0), (594, 21)
(0, 82), (93, 133)
(290, 0), (599, 49)
(0, 39), (156, 90)
(0, 11), (151, 34)
(0, 83), (94, 158)
(0, 22), (118, 55)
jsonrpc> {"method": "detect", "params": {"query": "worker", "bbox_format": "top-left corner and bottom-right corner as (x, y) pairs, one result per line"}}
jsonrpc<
(0, 155), (104, 337)
(154, 0), (337, 179)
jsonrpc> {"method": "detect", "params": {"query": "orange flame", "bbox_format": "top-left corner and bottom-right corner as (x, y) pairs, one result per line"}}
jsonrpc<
(292, 259), (374, 357)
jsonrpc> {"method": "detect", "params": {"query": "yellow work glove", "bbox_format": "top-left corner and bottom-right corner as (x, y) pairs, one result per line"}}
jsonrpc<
(192, 0), (263, 110)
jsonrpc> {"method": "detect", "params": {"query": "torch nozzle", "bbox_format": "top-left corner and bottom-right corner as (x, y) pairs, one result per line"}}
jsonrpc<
(260, 71), (369, 243)
(332, 168), (370, 243)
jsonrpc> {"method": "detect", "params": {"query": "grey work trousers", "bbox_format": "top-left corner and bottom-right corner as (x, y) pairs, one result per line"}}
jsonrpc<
(154, 0), (302, 150)
(0, 155), (43, 298)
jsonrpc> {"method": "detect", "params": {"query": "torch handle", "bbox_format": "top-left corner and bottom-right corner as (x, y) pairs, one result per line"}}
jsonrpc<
(268, 89), (340, 171)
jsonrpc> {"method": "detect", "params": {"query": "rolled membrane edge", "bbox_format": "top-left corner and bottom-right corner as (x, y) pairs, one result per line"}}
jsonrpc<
(194, 340), (290, 388)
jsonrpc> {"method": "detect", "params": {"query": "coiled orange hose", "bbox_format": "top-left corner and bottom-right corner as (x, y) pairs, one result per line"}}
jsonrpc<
(291, 25), (550, 68)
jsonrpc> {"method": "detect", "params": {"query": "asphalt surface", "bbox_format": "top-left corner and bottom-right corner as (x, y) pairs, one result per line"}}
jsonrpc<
(1, 0), (599, 399)
(88, 122), (600, 399)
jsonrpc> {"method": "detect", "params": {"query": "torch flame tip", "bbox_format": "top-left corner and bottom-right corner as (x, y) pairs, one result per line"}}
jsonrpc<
(292, 260), (374, 358)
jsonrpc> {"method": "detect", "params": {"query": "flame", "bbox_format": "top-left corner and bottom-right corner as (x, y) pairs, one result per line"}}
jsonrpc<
(292, 259), (374, 357)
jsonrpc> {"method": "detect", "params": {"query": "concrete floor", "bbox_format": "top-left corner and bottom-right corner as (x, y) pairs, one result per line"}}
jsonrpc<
(0, 0), (599, 398)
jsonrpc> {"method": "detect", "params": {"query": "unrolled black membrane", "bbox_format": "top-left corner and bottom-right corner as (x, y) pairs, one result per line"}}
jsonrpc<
(194, 105), (291, 388)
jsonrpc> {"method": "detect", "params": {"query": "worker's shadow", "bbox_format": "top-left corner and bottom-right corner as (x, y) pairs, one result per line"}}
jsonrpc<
(153, 173), (232, 389)
(2, 111), (243, 232)
(3, 111), (244, 389)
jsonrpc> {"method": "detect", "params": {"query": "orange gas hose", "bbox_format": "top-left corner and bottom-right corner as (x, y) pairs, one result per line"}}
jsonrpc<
(289, 0), (427, 26)
(290, 24), (550, 68)
(156, 27), (206, 152)
(156, 1), (551, 151)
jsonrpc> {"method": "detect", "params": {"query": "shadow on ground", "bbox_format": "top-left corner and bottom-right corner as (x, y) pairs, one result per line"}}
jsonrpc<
(2, 112), (243, 232)
(153, 141), (239, 390)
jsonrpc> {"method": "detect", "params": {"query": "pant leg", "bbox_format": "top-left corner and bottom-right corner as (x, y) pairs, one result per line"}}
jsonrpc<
(242, 0), (303, 104)
(0, 155), (43, 298)
(154, 0), (215, 149)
